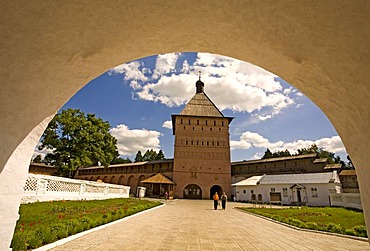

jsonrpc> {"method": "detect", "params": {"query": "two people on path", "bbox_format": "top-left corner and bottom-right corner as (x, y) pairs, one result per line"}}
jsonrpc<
(213, 192), (227, 210)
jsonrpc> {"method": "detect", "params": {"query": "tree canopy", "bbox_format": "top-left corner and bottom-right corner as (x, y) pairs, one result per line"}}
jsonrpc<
(134, 149), (165, 162)
(261, 144), (342, 164)
(39, 109), (119, 177)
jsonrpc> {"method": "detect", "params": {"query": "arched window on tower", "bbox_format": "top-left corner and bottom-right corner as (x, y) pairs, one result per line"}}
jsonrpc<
(181, 119), (183, 124)
(222, 121), (224, 126)
(188, 119), (191, 125)
(197, 120), (199, 125)
(206, 120), (208, 126)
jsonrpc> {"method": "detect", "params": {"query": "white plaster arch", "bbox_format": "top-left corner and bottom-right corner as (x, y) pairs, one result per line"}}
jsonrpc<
(1, 1), (369, 249)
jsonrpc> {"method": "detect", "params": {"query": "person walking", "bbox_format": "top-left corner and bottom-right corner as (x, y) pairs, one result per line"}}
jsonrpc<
(213, 192), (219, 210)
(221, 192), (227, 210)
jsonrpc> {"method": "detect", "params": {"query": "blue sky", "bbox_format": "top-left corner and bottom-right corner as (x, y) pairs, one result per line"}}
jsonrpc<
(35, 52), (347, 162)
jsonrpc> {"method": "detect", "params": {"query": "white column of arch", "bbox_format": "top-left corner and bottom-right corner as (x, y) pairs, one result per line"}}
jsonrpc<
(0, 115), (53, 250)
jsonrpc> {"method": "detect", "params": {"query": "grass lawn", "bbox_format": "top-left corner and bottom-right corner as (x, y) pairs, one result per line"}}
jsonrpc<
(11, 198), (162, 251)
(238, 207), (367, 238)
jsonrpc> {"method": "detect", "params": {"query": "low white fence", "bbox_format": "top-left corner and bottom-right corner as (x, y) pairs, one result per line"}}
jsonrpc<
(21, 174), (130, 204)
(330, 193), (362, 210)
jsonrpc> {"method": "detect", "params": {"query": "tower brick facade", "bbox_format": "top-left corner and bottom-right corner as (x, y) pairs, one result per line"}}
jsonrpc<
(171, 79), (233, 199)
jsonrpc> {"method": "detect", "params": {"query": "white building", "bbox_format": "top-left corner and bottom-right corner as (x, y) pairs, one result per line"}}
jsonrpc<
(232, 171), (341, 206)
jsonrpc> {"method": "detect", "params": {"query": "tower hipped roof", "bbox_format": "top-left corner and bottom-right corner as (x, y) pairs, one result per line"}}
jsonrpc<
(180, 92), (224, 117)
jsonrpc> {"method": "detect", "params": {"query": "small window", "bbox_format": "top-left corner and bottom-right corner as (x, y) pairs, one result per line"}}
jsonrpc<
(191, 141), (193, 145)
(214, 121), (216, 126)
(217, 142), (219, 146)
(210, 127), (212, 131)
(212, 142), (214, 146)
(180, 119), (183, 124)
(202, 127), (203, 131)
(206, 120), (208, 125)
(186, 140), (188, 145)
(197, 120), (199, 125)
(202, 141), (204, 146)
(251, 190), (254, 194)
(271, 188), (275, 192)
(183, 126), (186, 130)
(283, 188), (288, 197)
(188, 119), (191, 125)
(243, 190), (246, 194)
(222, 121), (224, 126)
(207, 142), (209, 146)
(193, 127), (194, 130)
(311, 188), (318, 198)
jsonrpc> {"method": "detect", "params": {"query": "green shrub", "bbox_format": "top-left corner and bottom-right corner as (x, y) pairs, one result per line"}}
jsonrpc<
(326, 223), (343, 234)
(353, 226), (368, 237)
(306, 222), (319, 230)
(344, 228), (357, 236)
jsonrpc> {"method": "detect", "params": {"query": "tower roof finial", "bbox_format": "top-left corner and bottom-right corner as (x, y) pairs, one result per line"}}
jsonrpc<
(195, 72), (205, 94)
(199, 71), (201, 81)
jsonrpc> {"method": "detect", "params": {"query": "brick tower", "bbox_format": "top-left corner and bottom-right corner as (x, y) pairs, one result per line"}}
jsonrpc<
(171, 78), (233, 199)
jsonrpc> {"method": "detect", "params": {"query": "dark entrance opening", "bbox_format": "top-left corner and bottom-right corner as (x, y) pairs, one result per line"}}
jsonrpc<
(210, 185), (223, 199)
(183, 184), (202, 199)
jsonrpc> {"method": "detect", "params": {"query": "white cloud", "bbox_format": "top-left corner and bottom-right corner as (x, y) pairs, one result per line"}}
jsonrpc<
(152, 53), (181, 79)
(231, 131), (346, 155)
(296, 92), (303, 97)
(110, 52), (301, 121)
(109, 124), (161, 156)
(109, 61), (148, 82)
(32, 142), (54, 160)
(162, 120), (172, 129)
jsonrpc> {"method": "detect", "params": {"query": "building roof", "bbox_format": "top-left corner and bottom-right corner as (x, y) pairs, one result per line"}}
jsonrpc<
(313, 158), (328, 163)
(260, 172), (339, 184)
(231, 176), (263, 186)
(79, 159), (174, 170)
(233, 171), (339, 186)
(324, 163), (342, 170)
(339, 170), (357, 176)
(180, 92), (224, 117)
(231, 153), (318, 166)
(140, 173), (175, 184)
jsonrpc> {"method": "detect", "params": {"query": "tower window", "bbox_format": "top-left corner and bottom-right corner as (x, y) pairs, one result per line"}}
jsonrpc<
(197, 141), (198, 145)
(184, 126), (186, 130)
(188, 119), (190, 125)
(197, 120), (199, 125)
(217, 142), (219, 146)
(222, 121), (224, 126)
(212, 142), (214, 146)
(206, 120), (208, 125)
(193, 127), (194, 130)
(210, 127), (212, 131)
(219, 128), (221, 132)
(181, 119), (183, 124)
(191, 141), (193, 145)
(207, 141), (209, 146)
(214, 121), (216, 126)
(202, 127), (203, 131)
(186, 140), (188, 145)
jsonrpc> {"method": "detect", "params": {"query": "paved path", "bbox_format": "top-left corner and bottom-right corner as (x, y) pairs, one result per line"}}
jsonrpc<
(50, 200), (369, 251)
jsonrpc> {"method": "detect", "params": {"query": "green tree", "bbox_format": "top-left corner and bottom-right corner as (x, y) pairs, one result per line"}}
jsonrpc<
(39, 109), (118, 177)
(32, 154), (43, 163)
(134, 151), (143, 162)
(296, 144), (341, 164)
(156, 150), (165, 160)
(262, 149), (273, 159)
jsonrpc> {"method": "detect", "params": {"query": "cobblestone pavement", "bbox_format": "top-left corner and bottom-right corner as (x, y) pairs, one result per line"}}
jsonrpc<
(50, 199), (370, 251)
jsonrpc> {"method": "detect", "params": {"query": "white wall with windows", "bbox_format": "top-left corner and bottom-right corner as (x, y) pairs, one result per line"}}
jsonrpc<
(233, 172), (342, 206)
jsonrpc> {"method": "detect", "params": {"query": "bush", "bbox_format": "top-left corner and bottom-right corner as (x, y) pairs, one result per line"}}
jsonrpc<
(306, 222), (319, 230)
(352, 226), (368, 237)
(326, 223), (343, 234)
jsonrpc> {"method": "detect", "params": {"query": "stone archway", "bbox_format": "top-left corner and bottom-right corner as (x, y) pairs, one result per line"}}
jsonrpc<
(210, 185), (223, 200)
(1, 1), (369, 249)
(183, 184), (202, 199)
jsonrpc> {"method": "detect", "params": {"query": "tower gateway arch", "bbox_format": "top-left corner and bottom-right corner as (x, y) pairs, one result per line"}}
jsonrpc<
(1, 1), (369, 249)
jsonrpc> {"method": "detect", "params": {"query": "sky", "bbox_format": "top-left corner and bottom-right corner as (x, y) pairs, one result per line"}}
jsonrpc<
(33, 52), (347, 162)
